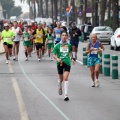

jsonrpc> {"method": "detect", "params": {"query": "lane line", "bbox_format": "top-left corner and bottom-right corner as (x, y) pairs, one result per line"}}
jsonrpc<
(76, 60), (83, 65)
(8, 61), (29, 120)
(18, 61), (70, 120)
(12, 77), (29, 120)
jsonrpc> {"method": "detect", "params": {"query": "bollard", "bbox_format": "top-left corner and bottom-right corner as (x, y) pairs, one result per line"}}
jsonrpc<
(104, 54), (110, 76)
(81, 33), (84, 42)
(99, 52), (103, 74)
(112, 55), (118, 79)
(83, 47), (87, 65)
(79, 36), (82, 42)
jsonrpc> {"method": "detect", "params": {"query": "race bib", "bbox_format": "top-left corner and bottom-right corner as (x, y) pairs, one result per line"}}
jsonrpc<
(48, 40), (53, 43)
(38, 34), (42, 38)
(24, 37), (29, 41)
(60, 45), (68, 52)
(56, 34), (60, 38)
(6, 37), (11, 41)
(91, 50), (97, 54)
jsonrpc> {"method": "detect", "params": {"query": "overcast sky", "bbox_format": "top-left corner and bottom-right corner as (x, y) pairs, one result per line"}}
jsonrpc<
(14, 0), (29, 13)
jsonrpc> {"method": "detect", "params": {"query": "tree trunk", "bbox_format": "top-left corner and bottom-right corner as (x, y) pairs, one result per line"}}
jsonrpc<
(112, 0), (119, 31)
(53, 0), (58, 20)
(46, 0), (48, 18)
(33, 0), (36, 19)
(100, 0), (106, 26)
(36, 0), (40, 17)
(60, 0), (62, 20)
(51, 0), (53, 21)
(83, 0), (87, 23)
(40, 0), (43, 17)
(108, 0), (112, 20)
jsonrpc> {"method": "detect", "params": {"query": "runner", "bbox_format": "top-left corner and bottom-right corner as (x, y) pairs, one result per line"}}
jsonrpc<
(22, 26), (31, 61)
(45, 27), (54, 60)
(1, 23), (15, 64)
(52, 30), (75, 101)
(12, 21), (22, 61)
(69, 22), (81, 61)
(86, 34), (104, 87)
(32, 23), (45, 61)
(54, 21), (63, 45)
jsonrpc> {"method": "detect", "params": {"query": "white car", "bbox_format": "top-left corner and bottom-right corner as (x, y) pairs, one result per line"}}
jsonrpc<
(90, 26), (113, 44)
(110, 28), (120, 50)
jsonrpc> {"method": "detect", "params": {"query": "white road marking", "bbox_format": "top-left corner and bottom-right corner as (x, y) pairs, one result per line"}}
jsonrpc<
(19, 61), (70, 120)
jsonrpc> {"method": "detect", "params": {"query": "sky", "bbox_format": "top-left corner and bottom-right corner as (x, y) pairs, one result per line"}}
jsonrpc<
(14, 0), (29, 13)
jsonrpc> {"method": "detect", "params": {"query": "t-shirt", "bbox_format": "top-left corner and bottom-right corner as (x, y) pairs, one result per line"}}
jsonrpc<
(1, 30), (15, 44)
(52, 43), (72, 66)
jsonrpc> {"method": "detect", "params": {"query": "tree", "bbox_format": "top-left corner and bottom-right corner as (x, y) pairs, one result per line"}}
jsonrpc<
(100, 0), (107, 26)
(0, 0), (15, 18)
(10, 6), (22, 17)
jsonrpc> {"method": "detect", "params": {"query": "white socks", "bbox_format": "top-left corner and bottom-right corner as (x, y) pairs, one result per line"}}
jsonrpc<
(64, 81), (69, 95)
(72, 52), (76, 58)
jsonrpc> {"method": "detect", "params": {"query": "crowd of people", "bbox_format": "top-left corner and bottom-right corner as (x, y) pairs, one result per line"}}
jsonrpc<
(0, 20), (104, 101)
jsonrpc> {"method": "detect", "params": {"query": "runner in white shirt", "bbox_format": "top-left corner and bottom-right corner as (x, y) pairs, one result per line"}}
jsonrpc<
(12, 21), (22, 61)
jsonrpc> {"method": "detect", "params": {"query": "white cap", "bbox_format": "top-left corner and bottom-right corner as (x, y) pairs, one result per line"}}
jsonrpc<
(61, 22), (66, 27)
(4, 23), (9, 27)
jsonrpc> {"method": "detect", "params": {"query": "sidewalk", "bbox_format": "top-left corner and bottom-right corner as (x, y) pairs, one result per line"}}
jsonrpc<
(0, 41), (5, 54)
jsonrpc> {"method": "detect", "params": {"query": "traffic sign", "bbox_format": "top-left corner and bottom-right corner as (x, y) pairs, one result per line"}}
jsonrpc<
(86, 8), (92, 13)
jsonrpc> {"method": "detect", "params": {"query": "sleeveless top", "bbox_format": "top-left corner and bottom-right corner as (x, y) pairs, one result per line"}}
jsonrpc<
(12, 27), (21, 41)
(89, 40), (100, 58)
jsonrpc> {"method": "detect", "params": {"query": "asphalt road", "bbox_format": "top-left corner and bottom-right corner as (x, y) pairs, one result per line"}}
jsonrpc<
(0, 41), (120, 120)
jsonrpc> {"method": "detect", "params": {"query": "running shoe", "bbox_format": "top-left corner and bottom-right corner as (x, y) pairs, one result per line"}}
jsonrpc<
(25, 57), (28, 61)
(13, 56), (16, 60)
(50, 57), (53, 61)
(96, 80), (100, 87)
(64, 95), (69, 101)
(38, 58), (41, 62)
(6, 60), (8, 64)
(91, 81), (95, 87)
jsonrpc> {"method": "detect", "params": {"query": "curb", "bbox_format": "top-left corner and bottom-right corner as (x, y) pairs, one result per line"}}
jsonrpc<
(0, 52), (5, 55)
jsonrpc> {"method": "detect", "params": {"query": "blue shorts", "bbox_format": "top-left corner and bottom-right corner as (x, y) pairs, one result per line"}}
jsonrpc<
(87, 57), (101, 67)
(70, 41), (79, 48)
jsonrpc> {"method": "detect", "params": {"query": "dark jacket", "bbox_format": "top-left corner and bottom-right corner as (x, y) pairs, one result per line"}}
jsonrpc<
(69, 27), (81, 42)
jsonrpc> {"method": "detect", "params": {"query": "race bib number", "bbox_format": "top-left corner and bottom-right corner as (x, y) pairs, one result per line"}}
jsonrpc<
(60, 45), (68, 52)
(24, 37), (29, 41)
(56, 34), (60, 38)
(48, 40), (53, 43)
(6, 37), (11, 41)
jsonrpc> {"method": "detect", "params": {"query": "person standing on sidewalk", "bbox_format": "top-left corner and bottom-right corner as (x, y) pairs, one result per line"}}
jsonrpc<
(1, 23), (15, 64)
(52, 30), (75, 101)
(86, 34), (104, 87)
(69, 22), (81, 61)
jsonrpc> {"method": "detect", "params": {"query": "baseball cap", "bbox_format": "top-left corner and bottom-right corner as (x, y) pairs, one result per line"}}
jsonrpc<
(71, 22), (76, 26)
(4, 23), (9, 27)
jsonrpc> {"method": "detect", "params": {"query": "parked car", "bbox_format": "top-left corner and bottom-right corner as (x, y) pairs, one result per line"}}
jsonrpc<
(90, 26), (113, 44)
(110, 28), (120, 50)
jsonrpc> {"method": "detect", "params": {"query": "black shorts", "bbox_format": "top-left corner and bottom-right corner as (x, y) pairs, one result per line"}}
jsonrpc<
(35, 43), (43, 50)
(3, 42), (13, 48)
(70, 41), (79, 48)
(14, 41), (20, 44)
(57, 62), (71, 74)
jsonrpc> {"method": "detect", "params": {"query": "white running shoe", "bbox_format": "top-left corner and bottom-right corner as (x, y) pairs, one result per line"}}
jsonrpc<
(96, 80), (100, 87)
(6, 60), (8, 64)
(91, 81), (95, 87)
(25, 57), (28, 61)
(50, 58), (53, 61)
(42, 57), (45, 60)
(38, 58), (41, 62)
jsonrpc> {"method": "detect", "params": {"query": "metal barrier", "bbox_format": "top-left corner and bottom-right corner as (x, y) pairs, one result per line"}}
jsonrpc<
(83, 47), (87, 66)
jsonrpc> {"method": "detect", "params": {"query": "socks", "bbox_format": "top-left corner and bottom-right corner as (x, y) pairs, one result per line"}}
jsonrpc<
(72, 52), (75, 58)
(64, 81), (69, 95)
